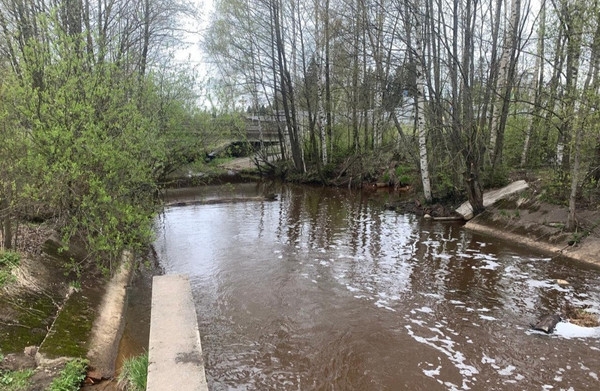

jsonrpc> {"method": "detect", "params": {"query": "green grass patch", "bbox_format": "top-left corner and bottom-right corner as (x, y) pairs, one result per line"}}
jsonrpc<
(117, 353), (148, 391)
(0, 368), (34, 391)
(47, 358), (88, 391)
(0, 251), (20, 287)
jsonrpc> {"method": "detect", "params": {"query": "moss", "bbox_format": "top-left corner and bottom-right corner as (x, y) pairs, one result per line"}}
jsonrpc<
(39, 289), (98, 359)
(0, 294), (58, 353)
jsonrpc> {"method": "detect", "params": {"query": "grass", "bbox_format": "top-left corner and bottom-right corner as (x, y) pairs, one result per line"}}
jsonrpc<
(0, 251), (20, 287)
(0, 369), (34, 391)
(569, 309), (600, 327)
(0, 350), (34, 391)
(117, 353), (148, 391)
(47, 358), (88, 391)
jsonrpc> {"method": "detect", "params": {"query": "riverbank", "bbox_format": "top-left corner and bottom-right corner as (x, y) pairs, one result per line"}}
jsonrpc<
(0, 231), (154, 390)
(463, 189), (600, 268)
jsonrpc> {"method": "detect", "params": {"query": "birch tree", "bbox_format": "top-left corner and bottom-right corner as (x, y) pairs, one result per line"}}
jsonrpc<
(411, 0), (432, 202)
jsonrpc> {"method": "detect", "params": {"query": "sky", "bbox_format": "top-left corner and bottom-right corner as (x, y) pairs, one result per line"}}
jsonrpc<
(172, 0), (216, 107)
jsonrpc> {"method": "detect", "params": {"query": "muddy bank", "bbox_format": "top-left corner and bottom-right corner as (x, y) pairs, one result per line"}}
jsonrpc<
(464, 194), (600, 268)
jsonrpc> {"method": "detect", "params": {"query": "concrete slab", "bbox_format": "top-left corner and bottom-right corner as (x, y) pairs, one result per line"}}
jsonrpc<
(456, 180), (529, 220)
(147, 274), (208, 391)
(85, 251), (135, 379)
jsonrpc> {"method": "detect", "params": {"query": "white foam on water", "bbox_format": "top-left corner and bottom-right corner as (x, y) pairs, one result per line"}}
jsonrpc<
(410, 318), (427, 327)
(481, 355), (495, 364)
(553, 322), (600, 339)
(498, 365), (516, 376)
(479, 260), (500, 270)
(423, 292), (443, 299)
(479, 315), (497, 321)
(590, 372), (598, 381)
(527, 279), (555, 289)
(428, 327), (444, 337)
(374, 298), (396, 312)
(416, 306), (434, 314)
(346, 284), (360, 292)
(473, 253), (497, 261)
(421, 363), (442, 378)
(405, 325), (479, 390)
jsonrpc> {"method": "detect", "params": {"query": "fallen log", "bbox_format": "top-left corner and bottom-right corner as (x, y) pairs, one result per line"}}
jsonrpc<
(530, 314), (562, 334)
(432, 216), (465, 221)
(166, 194), (277, 208)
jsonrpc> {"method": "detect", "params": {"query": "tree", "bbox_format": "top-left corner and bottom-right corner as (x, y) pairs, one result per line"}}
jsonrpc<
(0, 2), (203, 267)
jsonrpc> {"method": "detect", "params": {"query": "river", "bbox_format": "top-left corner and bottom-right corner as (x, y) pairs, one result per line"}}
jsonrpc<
(154, 182), (600, 390)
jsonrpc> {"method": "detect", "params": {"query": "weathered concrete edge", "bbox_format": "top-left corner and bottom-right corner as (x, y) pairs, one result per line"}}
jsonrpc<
(85, 250), (136, 379)
(147, 274), (208, 391)
(465, 221), (600, 268)
(456, 180), (529, 220)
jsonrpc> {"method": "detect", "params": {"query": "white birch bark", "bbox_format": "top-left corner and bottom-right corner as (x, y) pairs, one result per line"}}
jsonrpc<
(490, 0), (512, 160)
(314, 0), (327, 165)
(412, 0), (432, 203)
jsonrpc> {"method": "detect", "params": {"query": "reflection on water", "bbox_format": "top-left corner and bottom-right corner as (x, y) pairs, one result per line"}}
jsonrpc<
(155, 183), (600, 390)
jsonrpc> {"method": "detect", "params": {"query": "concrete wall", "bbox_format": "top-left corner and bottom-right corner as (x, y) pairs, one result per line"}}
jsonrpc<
(147, 274), (208, 391)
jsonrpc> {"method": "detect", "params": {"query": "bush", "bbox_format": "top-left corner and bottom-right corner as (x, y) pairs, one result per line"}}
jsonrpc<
(0, 251), (20, 287)
(47, 358), (88, 391)
(117, 353), (148, 391)
(0, 369), (34, 391)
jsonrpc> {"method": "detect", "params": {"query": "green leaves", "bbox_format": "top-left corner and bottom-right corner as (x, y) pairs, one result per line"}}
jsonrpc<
(47, 358), (88, 391)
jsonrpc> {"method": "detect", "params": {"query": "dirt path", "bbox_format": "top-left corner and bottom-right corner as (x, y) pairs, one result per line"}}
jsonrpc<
(220, 157), (256, 171)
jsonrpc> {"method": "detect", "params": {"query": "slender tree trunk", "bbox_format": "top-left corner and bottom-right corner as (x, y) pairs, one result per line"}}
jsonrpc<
(1, 202), (12, 250)
(483, 0), (504, 160)
(491, 0), (521, 173)
(272, 0), (304, 172)
(412, 0), (432, 203)
(567, 0), (592, 230)
(521, 2), (546, 167)
(462, 0), (485, 215)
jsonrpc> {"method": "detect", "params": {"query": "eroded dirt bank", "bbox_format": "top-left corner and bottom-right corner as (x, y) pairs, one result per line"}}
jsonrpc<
(464, 193), (600, 268)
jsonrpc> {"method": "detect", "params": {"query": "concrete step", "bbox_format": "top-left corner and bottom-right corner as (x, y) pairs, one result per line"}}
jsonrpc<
(147, 274), (208, 391)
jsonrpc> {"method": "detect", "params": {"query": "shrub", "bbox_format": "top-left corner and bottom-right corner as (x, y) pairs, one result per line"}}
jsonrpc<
(47, 358), (88, 391)
(0, 251), (20, 287)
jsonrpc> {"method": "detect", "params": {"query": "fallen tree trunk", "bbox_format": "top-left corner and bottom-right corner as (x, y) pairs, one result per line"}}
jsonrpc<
(166, 195), (277, 208)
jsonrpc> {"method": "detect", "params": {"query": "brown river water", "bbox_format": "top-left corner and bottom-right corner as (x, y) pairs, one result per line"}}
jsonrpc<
(154, 183), (600, 391)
